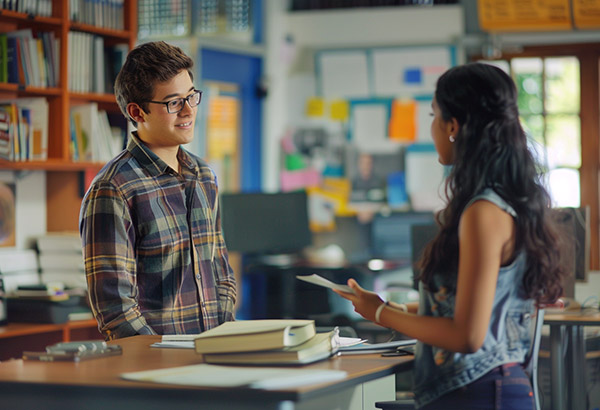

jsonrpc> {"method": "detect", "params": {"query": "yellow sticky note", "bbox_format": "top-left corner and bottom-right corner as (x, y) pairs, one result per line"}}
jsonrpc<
(329, 100), (349, 121)
(306, 97), (325, 117)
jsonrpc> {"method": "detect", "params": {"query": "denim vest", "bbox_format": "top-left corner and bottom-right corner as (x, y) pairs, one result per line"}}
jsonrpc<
(413, 189), (535, 409)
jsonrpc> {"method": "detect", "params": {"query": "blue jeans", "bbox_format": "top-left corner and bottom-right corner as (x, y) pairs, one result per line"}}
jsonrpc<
(420, 363), (534, 410)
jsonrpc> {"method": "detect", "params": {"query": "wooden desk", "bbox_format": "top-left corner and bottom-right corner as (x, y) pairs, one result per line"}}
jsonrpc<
(0, 335), (413, 410)
(544, 310), (600, 410)
(0, 319), (102, 360)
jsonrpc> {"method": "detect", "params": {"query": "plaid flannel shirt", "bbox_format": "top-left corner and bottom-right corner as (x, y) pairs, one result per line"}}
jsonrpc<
(80, 133), (236, 340)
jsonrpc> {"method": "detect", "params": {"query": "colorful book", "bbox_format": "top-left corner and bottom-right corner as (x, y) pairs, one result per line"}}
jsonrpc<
(5, 36), (24, 85)
(0, 34), (8, 83)
(0, 108), (11, 160)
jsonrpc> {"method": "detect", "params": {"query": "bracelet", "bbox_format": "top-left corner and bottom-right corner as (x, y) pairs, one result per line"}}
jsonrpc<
(375, 301), (389, 323)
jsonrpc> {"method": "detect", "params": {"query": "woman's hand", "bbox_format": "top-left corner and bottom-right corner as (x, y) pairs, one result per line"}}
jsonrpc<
(333, 278), (384, 322)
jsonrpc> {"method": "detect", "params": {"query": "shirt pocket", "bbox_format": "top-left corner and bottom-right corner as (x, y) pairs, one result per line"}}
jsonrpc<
(506, 310), (532, 350)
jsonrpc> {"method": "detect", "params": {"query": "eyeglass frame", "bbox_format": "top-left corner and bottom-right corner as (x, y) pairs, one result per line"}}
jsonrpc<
(144, 90), (203, 114)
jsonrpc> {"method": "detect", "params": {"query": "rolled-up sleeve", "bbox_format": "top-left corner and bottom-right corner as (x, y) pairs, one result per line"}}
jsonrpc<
(80, 181), (156, 340)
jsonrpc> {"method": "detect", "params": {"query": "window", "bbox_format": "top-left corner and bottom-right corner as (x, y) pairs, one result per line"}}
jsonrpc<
(477, 44), (600, 270)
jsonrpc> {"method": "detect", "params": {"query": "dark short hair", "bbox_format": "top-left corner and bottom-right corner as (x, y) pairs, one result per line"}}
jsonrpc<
(114, 41), (194, 125)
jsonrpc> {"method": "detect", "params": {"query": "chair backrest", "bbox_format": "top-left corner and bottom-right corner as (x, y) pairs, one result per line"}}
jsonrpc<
(523, 308), (545, 410)
(375, 307), (546, 410)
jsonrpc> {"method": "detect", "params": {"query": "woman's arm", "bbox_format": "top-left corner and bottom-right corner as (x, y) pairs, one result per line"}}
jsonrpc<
(335, 200), (515, 353)
(388, 301), (419, 314)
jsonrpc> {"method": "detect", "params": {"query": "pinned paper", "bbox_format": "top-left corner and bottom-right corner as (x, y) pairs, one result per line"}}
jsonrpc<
(389, 99), (417, 142)
(280, 169), (321, 192)
(312, 178), (355, 217)
(285, 153), (305, 171)
(306, 97), (325, 117)
(329, 100), (349, 121)
(207, 96), (238, 159)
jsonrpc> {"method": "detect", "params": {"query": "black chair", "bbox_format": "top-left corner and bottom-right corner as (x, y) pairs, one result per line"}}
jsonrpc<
(375, 308), (546, 410)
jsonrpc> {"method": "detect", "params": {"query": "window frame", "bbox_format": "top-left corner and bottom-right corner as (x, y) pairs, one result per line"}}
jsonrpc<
(473, 43), (600, 271)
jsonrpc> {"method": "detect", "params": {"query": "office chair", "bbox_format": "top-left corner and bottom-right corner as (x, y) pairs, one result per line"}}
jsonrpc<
(375, 308), (546, 410)
(524, 308), (545, 410)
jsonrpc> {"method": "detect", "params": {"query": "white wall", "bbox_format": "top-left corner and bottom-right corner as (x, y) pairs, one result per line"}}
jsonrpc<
(0, 170), (46, 251)
(575, 272), (600, 306)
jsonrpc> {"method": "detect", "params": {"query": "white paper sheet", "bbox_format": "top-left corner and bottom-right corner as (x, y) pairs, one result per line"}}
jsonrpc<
(121, 364), (347, 390)
(296, 274), (355, 295)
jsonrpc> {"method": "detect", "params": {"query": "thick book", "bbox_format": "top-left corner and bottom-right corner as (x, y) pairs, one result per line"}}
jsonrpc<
(339, 339), (417, 355)
(166, 319), (316, 354)
(201, 331), (339, 365)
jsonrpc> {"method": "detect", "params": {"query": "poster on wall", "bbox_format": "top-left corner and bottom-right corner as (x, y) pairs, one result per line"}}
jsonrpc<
(372, 46), (453, 97)
(317, 50), (370, 99)
(0, 182), (16, 247)
(572, 0), (600, 29)
(477, 0), (572, 32)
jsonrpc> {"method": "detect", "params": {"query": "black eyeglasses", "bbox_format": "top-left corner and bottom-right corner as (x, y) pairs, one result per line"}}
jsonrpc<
(145, 90), (203, 114)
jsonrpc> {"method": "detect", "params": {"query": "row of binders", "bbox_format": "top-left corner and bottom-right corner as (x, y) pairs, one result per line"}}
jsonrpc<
(1, 0), (124, 30)
(68, 31), (128, 94)
(0, 0), (53, 17)
(0, 29), (59, 88)
(0, 30), (128, 94)
(70, 0), (125, 30)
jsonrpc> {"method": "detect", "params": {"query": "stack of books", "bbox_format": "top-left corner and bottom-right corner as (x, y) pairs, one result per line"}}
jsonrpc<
(162, 319), (340, 365)
(36, 233), (86, 290)
(0, 97), (49, 162)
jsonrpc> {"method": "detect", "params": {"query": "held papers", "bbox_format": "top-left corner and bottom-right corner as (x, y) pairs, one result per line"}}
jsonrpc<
(296, 274), (355, 295)
(121, 364), (347, 390)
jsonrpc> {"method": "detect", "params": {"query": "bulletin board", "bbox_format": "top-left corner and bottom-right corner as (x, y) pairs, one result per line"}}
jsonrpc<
(316, 45), (455, 99)
(311, 45), (455, 212)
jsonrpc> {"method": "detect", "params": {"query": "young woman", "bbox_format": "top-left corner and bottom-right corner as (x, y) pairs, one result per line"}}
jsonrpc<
(334, 62), (567, 409)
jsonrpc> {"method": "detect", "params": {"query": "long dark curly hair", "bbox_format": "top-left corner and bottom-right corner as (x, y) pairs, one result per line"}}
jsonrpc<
(418, 63), (567, 304)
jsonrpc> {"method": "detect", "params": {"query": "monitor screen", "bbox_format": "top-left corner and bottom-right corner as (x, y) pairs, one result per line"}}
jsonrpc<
(220, 190), (312, 255)
(552, 207), (590, 296)
(370, 211), (435, 262)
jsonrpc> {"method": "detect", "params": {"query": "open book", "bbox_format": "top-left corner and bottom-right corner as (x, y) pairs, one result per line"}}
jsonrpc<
(163, 319), (316, 354)
(201, 331), (340, 365)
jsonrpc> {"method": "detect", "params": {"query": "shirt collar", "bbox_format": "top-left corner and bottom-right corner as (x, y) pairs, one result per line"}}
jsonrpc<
(127, 132), (199, 176)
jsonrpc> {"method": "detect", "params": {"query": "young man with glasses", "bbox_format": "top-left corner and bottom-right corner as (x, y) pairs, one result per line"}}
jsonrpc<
(79, 41), (236, 340)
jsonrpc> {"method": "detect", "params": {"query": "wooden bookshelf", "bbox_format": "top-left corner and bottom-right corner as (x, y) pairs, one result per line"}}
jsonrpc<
(0, 319), (102, 360)
(0, 0), (137, 231)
